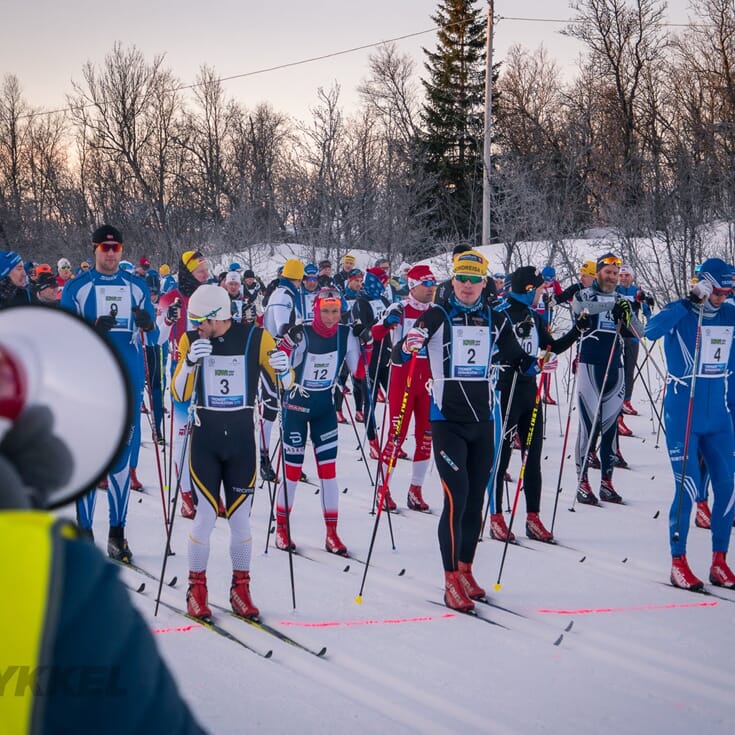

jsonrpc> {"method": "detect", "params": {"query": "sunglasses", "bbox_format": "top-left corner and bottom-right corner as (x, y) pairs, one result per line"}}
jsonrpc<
(60, 265), (72, 271)
(598, 256), (622, 267)
(418, 279), (437, 288)
(317, 288), (342, 301)
(189, 306), (224, 325)
(305, 276), (318, 281)
(96, 242), (123, 253)
(454, 274), (484, 284)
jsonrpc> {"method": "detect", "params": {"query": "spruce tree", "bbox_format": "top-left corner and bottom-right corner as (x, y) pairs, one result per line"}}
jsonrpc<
(422, 0), (487, 242)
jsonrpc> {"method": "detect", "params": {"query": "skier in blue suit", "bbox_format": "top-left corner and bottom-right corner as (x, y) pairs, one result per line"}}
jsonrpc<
(645, 257), (735, 591)
(61, 224), (157, 562)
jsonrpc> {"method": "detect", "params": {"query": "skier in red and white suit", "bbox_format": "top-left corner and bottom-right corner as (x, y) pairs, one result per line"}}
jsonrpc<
(372, 264), (437, 512)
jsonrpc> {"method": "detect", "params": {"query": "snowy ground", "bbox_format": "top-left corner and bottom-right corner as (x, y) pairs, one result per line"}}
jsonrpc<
(63, 342), (735, 735)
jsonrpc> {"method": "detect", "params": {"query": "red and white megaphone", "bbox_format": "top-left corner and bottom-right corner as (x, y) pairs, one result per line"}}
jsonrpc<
(0, 305), (131, 509)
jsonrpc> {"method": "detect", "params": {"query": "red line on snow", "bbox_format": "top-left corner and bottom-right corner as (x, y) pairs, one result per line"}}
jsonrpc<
(537, 601), (718, 615)
(279, 613), (456, 628)
(152, 624), (203, 634)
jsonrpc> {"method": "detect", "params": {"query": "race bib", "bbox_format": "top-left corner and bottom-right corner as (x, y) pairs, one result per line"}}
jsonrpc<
(699, 326), (733, 376)
(370, 299), (387, 323)
(95, 285), (131, 329)
(597, 310), (616, 333)
(202, 355), (245, 409)
(302, 350), (338, 390)
(451, 326), (490, 379)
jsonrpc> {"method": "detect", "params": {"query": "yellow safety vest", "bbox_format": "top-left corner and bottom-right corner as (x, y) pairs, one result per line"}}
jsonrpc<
(0, 511), (76, 735)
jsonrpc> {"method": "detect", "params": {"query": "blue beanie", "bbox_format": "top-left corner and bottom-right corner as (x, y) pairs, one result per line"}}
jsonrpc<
(304, 263), (319, 277)
(0, 250), (22, 279)
(698, 258), (733, 290)
(541, 266), (556, 282)
(362, 271), (385, 300)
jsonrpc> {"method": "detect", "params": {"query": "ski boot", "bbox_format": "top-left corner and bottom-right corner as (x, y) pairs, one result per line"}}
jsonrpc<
(325, 526), (348, 556)
(576, 478), (599, 506)
(355, 410), (365, 423)
(526, 513), (554, 542)
(107, 525), (133, 563)
(543, 393), (557, 406)
(336, 410), (348, 424)
(407, 484), (429, 512)
(275, 523), (296, 551)
(368, 438), (381, 460)
(622, 400), (638, 416)
(617, 414), (633, 437)
(587, 450), (601, 470)
(129, 467), (143, 491)
(599, 476), (623, 504)
(230, 570), (259, 619)
(489, 513), (515, 542)
(613, 449), (629, 469)
(187, 571), (212, 620)
(670, 555), (704, 591)
(378, 489), (397, 512)
(457, 561), (485, 601)
(710, 552), (735, 589)
(444, 571), (475, 612)
(180, 491), (196, 519)
(259, 453), (276, 482)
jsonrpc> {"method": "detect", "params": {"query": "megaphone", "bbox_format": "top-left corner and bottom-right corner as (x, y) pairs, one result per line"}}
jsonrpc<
(0, 304), (131, 509)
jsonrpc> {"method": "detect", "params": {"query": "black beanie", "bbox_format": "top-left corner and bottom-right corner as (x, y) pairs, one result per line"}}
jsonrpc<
(511, 266), (544, 294)
(92, 224), (123, 244)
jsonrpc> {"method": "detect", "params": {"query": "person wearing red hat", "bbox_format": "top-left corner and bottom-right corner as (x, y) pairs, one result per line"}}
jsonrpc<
(372, 264), (438, 511)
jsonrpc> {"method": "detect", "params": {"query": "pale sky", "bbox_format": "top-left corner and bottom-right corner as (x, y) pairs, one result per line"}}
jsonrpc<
(1, 1), (695, 121)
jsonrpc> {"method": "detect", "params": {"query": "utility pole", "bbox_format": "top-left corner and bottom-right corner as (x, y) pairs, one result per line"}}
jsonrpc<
(482, 1), (494, 248)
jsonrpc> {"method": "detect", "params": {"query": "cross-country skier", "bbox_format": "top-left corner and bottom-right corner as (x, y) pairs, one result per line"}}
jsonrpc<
(403, 250), (537, 612)
(61, 225), (156, 561)
(172, 284), (291, 620)
(645, 257), (735, 590)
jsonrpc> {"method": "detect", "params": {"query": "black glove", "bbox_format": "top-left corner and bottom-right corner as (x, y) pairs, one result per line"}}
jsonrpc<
(352, 322), (372, 345)
(286, 324), (304, 344)
(575, 312), (591, 332)
(646, 296), (655, 308)
(94, 314), (117, 334)
(133, 305), (154, 331)
(166, 300), (181, 323)
(0, 405), (74, 504)
(611, 299), (632, 327)
(514, 317), (534, 340)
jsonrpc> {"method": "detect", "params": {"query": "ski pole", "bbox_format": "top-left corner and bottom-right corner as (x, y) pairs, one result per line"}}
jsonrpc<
(672, 304), (705, 543)
(356, 353), (417, 603)
(480, 370), (517, 540)
(494, 349), (552, 591)
(569, 322), (623, 512)
(550, 350), (579, 535)
(154, 364), (199, 617)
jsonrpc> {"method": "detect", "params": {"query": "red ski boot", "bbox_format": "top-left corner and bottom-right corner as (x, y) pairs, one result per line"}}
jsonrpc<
(355, 410), (365, 423)
(275, 523), (296, 551)
(444, 571), (475, 612)
(129, 468), (143, 491)
(325, 526), (348, 556)
(709, 551), (735, 589)
(336, 410), (348, 424)
(187, 571), (212, 620)
(407, 484), (429, 512)
(543, 393), (557, 406)
(489, 513), (515, 542)
(695, 501), (711, 529)
(576, 477), (599, 506)
(378, 489), (397, 512)
(599, 476), (623, 504)
(670, 555), (704, 591)
(368, 438), (381, 460)
(180, 491), (196, 519)
(526, 513), (554, 542)
(230, 570), (259, 619)
(587, 450), (601, 470)
(457, 561), (486, 600)
(622, 400), (638, 416)
(617, 414), (633, 437)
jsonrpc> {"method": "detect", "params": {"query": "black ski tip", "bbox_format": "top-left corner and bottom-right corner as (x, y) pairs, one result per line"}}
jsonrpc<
(566, 454), (571, 459)
(398, 568), (406, 576)
(264, 650), (273, 659)
(314, 487), (319, 495)
(564, 620), (574, 632)
(168, 576), (178, 587)
(653, 510), (660, 519)
(553, 634), (564, 646)
(579, 556), (586, 562)
(544, 455), (548, 460)
(342, 487), (348, 494)
(136, 583), (145, 593)
(651, 475), (655, 480)
(317, 646), (327, 657)
(138, 498), (142, 503)
(343, 565), (350, 572)
(622, 558), (628, 563)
